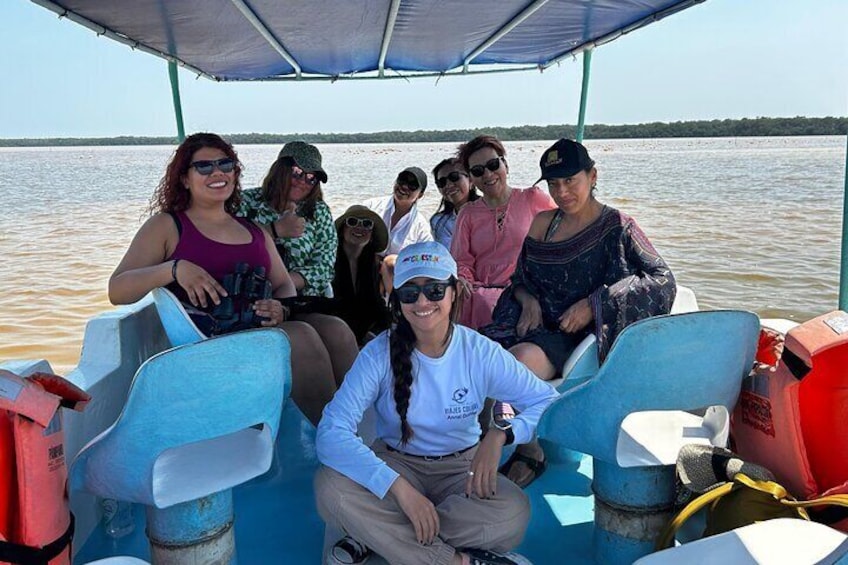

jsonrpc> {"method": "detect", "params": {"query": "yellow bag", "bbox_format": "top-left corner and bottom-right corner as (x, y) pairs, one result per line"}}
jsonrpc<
(656, 473), (848, 550)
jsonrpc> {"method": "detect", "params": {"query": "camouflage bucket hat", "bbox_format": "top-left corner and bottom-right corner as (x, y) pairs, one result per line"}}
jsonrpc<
(277, 141), (328, 183)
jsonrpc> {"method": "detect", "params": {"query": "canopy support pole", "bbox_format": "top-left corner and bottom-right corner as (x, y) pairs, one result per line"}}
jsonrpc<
(840, 134), (848, 310)
(168, 61), (186, 142)
(576, 49), (593, 142)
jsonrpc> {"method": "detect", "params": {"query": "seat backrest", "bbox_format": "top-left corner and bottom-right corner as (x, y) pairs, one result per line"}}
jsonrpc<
(538, 310), (759, 464)
(70, 328), (290, 509)
(670, 284), (698, 314)
(151, 287), (206, 347)
(554, 284), (700, 389)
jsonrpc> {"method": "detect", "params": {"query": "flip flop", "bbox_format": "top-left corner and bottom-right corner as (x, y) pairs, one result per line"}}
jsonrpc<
(498, 451), (546, 488)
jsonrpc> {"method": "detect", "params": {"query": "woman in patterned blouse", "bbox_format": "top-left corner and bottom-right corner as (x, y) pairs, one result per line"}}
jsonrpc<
(239, 141), (357, 388)
(481, 139), (676, 487)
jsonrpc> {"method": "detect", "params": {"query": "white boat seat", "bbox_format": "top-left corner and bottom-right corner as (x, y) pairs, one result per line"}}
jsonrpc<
(551, 284), (700, 391)
(617, 406), (729, 467)
(70, 329), (290, 509)
(634, 518), (848, 564)
(760, 317), (800, 335)
(538, 310), (759, 467)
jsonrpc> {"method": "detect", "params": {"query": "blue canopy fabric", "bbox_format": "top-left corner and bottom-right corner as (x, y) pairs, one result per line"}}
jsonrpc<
(32, 0), (705, 81)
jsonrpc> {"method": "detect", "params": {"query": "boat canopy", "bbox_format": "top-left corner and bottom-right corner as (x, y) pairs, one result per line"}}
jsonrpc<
(31, 0), (703, 81)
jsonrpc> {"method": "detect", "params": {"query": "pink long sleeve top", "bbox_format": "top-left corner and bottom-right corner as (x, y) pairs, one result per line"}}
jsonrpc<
(450, 186), (555, 328)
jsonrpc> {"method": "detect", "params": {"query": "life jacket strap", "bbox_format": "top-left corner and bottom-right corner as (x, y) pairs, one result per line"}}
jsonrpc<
(0, 513), (74, 565)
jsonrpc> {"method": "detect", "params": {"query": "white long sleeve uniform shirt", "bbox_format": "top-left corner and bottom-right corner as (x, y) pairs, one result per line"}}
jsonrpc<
(316, 325), (559, 498)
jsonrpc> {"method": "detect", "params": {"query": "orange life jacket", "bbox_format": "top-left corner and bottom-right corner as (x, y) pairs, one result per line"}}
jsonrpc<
(732, 311), (848, 532)
(0, 370), (89, 565)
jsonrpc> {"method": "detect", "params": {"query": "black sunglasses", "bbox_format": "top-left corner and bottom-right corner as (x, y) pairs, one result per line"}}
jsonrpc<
(292, 167), (319, 187)
(190, 158), (235, 175)
(344, 217), (374, 230)
(468, 156), (506, 178)
(396, 280), (453, 304)
(436, 171), (469, 189)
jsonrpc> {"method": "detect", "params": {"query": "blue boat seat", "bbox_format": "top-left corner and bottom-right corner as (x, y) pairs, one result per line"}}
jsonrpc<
(151, 288), (206, 347)
(633, 518), (848, 564)
(70, 328), (290, 509)
(551, 284), (700, 392)
(538, 310), (759, 564)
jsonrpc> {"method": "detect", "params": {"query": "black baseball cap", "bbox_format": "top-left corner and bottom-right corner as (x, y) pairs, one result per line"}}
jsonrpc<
(536, 139), (595, 184)
(397, 166), (428, 192)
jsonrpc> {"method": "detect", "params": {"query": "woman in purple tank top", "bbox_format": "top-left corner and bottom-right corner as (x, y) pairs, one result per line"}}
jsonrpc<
(108, 132), (349, 426)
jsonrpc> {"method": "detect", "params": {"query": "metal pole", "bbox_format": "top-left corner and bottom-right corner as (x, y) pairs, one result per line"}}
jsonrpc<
(168, 61), (186, 142)
(576, 49), (593, 142)
(840, 133), (848, 310)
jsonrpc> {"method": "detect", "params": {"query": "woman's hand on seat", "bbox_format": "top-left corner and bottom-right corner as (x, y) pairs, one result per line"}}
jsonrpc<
(516, 296), (543, 337)
(558, 298), (593, 333)
(389, 476), (440, 545)
(174, 260), (227, 308)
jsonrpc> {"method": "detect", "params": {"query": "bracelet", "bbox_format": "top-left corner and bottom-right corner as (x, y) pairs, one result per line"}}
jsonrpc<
(171, 259), (181, 283)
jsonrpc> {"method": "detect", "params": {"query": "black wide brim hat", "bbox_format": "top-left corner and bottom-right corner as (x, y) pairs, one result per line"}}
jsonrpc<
(335, 205), (389, 254)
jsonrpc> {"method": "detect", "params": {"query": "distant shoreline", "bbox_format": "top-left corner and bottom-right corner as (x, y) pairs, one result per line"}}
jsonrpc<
(2, 116), (845, 147)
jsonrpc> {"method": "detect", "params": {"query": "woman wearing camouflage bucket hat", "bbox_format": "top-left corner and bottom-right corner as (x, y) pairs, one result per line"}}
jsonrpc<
(238, 141), (358, 389)
(238, 141), (335, 297)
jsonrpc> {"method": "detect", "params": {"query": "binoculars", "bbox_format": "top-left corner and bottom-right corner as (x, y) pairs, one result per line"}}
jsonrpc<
(210, 262), (273, 333)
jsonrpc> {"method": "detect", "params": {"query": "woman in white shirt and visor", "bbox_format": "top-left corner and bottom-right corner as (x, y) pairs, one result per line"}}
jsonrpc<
(315, 241), (558, 565)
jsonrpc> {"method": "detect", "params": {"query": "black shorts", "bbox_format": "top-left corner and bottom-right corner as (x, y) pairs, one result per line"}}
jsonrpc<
(517, 329), (587, 375)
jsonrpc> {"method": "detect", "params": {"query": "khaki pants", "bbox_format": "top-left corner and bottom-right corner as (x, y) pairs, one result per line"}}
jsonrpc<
(315, 441), (530, 565)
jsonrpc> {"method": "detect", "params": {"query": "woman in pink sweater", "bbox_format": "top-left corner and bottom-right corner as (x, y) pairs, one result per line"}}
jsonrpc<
(451, 136), (554, 329)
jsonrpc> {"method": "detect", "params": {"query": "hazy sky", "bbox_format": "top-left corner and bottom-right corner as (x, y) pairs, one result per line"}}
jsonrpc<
(2, 0), (846, 138)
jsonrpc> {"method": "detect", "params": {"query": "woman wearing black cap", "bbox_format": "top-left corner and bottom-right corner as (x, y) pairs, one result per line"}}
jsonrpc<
(482, 138), (677, 487)
(363, 166), (434, 257)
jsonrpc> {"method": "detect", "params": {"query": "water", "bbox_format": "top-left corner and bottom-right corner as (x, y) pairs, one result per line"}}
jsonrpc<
(1, 137), (844, 373)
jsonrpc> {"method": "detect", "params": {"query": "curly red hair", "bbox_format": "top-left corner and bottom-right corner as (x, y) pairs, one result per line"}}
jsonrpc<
(148, 132), (243, 215)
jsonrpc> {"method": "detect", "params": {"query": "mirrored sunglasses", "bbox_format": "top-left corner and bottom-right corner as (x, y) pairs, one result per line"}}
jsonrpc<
(190, 158), (235, 175)
(468, 156), (505, 178)
(436, 171), (469, 189)
(292, 167), (319, 187)
(344, 217), (374, 230)
(396, 280), (452, 304)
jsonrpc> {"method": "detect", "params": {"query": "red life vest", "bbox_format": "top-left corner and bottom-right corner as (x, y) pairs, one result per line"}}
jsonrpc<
(732, 311), (848, 532)
(0, 370), (89, 565)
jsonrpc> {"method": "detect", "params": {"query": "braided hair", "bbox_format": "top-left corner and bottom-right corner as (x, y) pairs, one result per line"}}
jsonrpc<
(387, 278), (460, 445)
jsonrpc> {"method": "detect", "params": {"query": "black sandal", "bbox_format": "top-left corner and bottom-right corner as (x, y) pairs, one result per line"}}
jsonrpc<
(498, 451), (547, 488)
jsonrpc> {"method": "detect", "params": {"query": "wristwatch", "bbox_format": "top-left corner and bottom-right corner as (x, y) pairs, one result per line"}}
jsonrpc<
(491, 419), (515, 446)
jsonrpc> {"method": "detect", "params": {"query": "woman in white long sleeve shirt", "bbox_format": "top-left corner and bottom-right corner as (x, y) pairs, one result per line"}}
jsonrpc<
(315, 241), (557, 565)
(363, 166), (434, 257)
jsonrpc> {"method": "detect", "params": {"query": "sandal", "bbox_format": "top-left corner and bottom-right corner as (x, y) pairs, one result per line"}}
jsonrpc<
(327, 535), (372, 565)
(498, 451), (546, 488)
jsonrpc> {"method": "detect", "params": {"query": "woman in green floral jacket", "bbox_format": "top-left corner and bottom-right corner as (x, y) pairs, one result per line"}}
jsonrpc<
(239, 141), (337, 297)
(239, 141), (356, 388)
